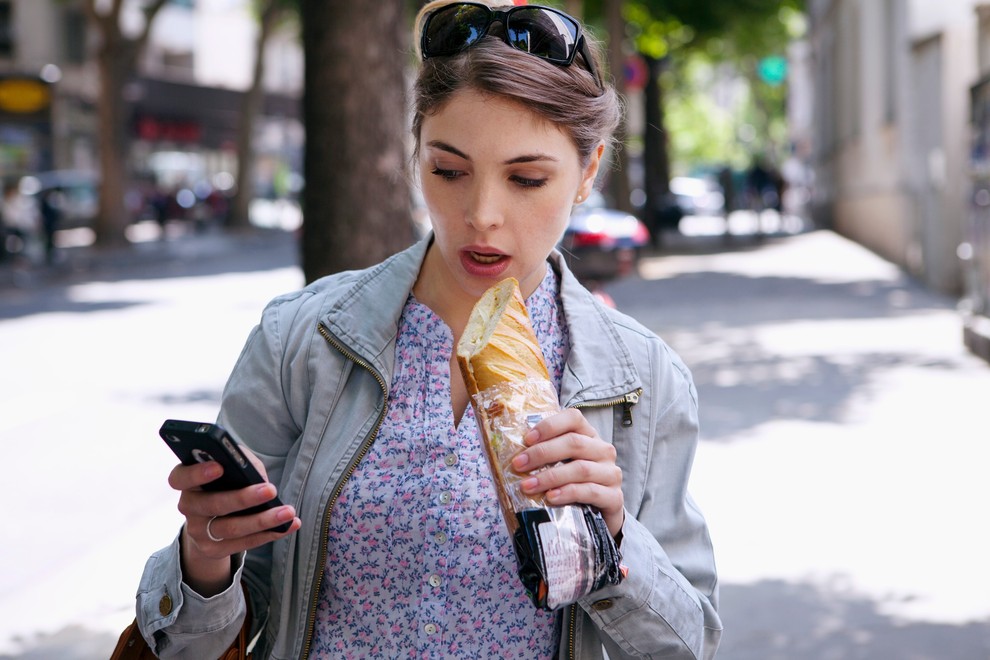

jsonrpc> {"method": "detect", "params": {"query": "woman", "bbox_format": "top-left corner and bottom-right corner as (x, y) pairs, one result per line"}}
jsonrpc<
(136, 2), (721, 657)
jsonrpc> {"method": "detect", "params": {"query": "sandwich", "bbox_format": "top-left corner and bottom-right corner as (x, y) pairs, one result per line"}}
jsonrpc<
(457, 277), (623, 610)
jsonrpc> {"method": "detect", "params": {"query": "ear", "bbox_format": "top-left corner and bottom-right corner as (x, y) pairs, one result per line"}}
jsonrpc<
(576, 142), (606, 203)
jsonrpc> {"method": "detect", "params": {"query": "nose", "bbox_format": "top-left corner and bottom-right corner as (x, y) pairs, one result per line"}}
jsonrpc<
(465, 181), (504, 231)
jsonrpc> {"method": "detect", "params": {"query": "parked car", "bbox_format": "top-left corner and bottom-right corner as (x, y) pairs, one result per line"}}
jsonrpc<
(559, 191), (650, 282)
(16, 170), (100, 232)
(670, 176), (725, 217)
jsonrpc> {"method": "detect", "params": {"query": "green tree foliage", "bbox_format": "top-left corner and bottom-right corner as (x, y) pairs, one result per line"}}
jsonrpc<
(625, 0), (805, 174)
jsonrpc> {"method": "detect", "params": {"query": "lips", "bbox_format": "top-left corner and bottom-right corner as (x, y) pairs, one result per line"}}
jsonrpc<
(460, 247), (511, 278)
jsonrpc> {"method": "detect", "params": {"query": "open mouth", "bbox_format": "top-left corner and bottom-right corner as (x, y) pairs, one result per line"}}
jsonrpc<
(470, 251), (504, 264)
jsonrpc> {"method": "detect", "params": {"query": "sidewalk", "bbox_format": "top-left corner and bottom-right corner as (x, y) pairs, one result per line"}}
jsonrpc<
(1, 223), (988, 659)
(610, 228), (990, 659)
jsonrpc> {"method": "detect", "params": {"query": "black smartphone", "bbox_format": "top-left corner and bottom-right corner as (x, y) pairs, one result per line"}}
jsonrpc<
(158, 419), (291, 533)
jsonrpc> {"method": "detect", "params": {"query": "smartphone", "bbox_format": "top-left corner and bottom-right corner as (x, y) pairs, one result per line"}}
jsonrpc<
(158, 419), (291, 533)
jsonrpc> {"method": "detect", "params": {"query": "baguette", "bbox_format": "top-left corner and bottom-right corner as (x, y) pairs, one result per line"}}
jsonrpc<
(456, 278), (558, 531)
(457, 278), (549, 394)
(457, 278), (625, 610)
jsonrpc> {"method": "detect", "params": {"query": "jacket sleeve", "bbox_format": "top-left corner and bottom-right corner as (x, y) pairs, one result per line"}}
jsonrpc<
(577, 338), (722, 659)
(135, 292), (307, 658)
(135, 533), (248, 659)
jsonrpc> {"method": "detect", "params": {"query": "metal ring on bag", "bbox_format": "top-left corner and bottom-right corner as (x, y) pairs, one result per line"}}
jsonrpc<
(206, 516), (225, 542)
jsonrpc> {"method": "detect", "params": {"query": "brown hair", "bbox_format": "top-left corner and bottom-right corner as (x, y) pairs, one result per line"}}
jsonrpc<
(411, 1), (622, 168)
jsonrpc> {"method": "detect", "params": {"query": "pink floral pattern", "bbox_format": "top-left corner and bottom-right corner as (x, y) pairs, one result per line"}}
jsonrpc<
(312, 267), (569, 658)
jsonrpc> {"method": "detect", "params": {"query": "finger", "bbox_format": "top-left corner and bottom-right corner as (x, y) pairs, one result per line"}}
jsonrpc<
(539, 481), (623, 511)
(520, 459), (622, 497)
(168, 461), (223, 492)
(196, 505), (299, 544)
(513, 432), (616, 472)
(186, 510), (301, 559)
(524, 408), (597, 446)
(533, 483), (625, 538)
(238, 445), (269, 481)
(178, 482), (280, 520)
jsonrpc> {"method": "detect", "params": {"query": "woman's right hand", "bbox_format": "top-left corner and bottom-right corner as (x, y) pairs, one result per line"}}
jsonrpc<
(169, 449), (300, 597)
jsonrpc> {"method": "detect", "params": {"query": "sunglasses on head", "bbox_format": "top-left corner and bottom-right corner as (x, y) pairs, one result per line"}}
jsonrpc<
(420, 2), (604, 91)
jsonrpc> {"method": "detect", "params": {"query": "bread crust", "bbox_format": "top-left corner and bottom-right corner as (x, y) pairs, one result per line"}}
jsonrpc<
(456, 278), (549, 394)
(456, 278), (555, 531)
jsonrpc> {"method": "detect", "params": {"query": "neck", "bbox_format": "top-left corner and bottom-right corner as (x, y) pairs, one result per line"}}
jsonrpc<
(412, 243), (476, 339)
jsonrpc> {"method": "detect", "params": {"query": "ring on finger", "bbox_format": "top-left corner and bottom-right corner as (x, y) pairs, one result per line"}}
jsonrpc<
(206, 516), (224, 543)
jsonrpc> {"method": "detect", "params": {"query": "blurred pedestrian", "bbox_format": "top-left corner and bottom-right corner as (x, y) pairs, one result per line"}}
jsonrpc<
(132, 2), (720, 658)
(39, 188), (61, 264)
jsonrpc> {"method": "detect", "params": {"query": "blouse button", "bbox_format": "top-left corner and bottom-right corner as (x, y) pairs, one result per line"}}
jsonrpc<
(439, 491), (453, 505)
(424, 623), (438, 635)
(591, 598), (614, 611)
(434, 531), (448, 545)
(443, 453), (458, 467)
(428, 574), (443, 588)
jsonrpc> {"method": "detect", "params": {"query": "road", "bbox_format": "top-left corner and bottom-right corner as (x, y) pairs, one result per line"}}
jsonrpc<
(1, 222), (988, 659)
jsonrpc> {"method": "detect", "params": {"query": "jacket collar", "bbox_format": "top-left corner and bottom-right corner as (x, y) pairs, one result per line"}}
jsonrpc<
(318, 234), (641, 404)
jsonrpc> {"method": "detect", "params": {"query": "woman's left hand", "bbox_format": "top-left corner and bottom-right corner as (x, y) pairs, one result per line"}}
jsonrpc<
(511, 408), (625, 537)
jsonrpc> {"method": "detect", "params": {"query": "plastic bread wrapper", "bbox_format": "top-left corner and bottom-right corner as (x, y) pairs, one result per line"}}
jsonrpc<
(471, 377), (624, 610)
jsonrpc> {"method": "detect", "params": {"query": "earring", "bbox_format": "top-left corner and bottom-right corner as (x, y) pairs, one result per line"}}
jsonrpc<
(575, 194), (584, 203)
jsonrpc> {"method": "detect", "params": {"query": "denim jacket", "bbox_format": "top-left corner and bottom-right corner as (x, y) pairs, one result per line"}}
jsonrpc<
(136, 236), (721, 659)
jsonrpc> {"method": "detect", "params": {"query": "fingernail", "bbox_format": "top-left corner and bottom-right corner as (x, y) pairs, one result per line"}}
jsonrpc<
(524, 429), (540, 444)
(204, 463), (223, 479)
(277, 507), (295, 521)
(522, 477), (538, 492)
(512, 453), (529, 469)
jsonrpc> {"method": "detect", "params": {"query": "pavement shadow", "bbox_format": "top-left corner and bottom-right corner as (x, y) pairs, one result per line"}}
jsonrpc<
(718, 579), (990, 660)
(0, 228), (300, 321)
(606, 271), (952, 332)
(5, 579), (987, 660)
(602, 265), (964, 442)
(687, 345), (958, 442)
(0, 626), (119, 660)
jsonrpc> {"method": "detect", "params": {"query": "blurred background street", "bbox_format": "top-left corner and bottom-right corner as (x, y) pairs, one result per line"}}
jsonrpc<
(1, 218), (988, 659)
(3, 0), (990, 658)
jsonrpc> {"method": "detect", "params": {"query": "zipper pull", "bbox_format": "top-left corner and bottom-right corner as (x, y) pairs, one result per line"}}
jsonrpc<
(621, 391), (640, 427)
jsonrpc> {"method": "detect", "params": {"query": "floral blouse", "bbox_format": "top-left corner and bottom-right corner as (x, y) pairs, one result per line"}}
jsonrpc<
(312, 266), (570, 658)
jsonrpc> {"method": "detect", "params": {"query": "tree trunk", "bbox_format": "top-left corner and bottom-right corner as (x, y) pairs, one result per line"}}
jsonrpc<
(642, 55), (672, 240)
(604, 0), (633, 214)
(94, 38), (131, 247)
(300, 0), (413, 283)
(229, 1), (280, 230)
(86, 0), (168, 248)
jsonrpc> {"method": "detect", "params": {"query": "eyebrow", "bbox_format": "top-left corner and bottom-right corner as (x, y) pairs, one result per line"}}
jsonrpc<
(426, 140), (559, 165)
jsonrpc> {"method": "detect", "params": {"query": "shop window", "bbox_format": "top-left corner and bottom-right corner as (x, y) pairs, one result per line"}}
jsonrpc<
(0, 2), (13, 60)
(63, 8), (86, 64)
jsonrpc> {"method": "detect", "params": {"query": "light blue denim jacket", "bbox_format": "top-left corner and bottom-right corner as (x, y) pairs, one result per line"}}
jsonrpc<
(136, 236), (721, 659)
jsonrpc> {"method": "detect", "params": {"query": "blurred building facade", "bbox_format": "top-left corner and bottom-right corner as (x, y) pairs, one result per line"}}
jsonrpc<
(805, 0), (990, 362)
(0, 0), (302, 203)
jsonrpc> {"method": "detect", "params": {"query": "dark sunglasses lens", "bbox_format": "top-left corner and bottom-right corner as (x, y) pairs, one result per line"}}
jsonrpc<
(424, 4), (491, 56)
(506, 8), (579, 63)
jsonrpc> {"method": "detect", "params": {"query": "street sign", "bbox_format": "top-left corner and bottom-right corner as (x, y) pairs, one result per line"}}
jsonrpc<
(758, 56), (788, 86)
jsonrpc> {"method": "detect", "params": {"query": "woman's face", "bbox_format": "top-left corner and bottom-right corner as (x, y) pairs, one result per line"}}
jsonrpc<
(418, 88), (601, 303)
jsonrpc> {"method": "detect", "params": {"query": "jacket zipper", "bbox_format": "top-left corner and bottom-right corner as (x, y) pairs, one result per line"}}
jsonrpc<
(301, 323), (389, 659)
(565, 386), (642, 658)
(573, 388), (642, 427)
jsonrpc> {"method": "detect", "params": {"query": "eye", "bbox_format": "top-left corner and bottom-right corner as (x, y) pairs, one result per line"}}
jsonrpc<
(510, 174), (548, 188)
(431, 167), (464, 181)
